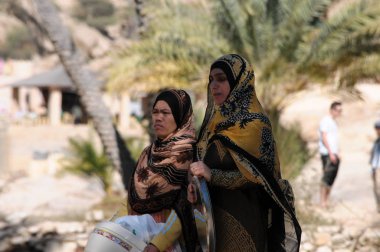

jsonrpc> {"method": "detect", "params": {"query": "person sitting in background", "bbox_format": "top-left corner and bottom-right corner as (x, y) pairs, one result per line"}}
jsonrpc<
(370, 120), (380, 212)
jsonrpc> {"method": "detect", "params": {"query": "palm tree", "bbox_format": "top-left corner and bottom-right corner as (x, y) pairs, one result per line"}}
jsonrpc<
(212, 0), (380, 107)
(31, 0), (135, 189)
(299, 0), (380, 87)
(107, 0), (228, 94)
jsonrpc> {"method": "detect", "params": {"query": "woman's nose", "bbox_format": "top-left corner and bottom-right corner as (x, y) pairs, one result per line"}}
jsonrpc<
(210, 81), (218, 89)
(154, 115), (162, 121)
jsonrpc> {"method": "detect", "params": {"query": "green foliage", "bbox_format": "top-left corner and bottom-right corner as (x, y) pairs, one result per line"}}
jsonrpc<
(107, 0), (229, 93)
(0, 26), (36, 59)
(300, 0), (380, 88)
(267, 109), (311, 179)
(213, 0), (380, 106)
(124, 136), (146, 162)
(61, 137), (112, 191)
(73, 0), (116, 30)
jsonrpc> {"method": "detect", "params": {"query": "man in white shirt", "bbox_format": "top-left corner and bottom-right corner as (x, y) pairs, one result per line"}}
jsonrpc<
(319, 101), (342, 208)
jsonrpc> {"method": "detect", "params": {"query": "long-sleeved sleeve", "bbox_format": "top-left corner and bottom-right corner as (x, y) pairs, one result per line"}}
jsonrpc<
(150, 210), (182, 252)
(210, 169), (250, 189)
(204, 140), (251, 189)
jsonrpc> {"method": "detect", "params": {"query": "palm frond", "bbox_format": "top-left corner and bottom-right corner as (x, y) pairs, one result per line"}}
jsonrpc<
(304, 0), (380, 63)
(107, 0), (228, 93)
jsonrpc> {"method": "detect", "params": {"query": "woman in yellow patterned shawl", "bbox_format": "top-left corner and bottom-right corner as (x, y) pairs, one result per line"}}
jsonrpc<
(190, 54), (301, 252)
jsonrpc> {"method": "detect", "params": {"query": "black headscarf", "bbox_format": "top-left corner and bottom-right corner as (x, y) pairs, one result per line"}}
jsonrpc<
(210, 60), (238, 91)
(153, 89), (192, 129)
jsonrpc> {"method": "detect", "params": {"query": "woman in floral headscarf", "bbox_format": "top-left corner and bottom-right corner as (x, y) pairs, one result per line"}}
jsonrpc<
(189, 54), (301, 252)
(128, 89), (198, 252)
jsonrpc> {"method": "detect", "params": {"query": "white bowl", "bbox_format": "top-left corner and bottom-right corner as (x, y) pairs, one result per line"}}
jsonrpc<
(85, 221), (147, 252)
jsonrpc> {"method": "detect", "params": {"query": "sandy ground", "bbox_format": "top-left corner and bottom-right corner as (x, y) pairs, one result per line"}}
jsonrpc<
(282, 83), (380, 229)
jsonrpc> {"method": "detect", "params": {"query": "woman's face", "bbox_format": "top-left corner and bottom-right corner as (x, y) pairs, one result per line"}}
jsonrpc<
(209, 68), (231, 106)
(152, 100), (177, 139)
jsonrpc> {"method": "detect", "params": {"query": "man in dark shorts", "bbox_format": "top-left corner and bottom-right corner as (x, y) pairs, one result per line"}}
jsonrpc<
(319, 101), (342, 208)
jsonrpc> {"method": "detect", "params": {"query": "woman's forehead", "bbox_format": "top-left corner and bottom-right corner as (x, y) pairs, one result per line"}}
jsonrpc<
(210, 68), (226, 75)
(153, 100), (171, 110)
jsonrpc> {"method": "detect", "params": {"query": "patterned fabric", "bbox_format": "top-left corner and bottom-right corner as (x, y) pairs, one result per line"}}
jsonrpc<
(130, 89), (195, 210)
(210, 169), (250, 189)
(196, 54), (301, 251)
(128, 90), (198, 252)
(214, 207), (257, 252)
(93, 228), (133, 251)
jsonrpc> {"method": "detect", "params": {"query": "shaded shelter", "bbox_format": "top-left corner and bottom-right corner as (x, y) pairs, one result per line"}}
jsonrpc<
(6, 66), (86, 125)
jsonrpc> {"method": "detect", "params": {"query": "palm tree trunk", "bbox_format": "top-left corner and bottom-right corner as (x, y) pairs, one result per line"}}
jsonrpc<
(134, 0), (146, 36)
(32, 0), (135, 189)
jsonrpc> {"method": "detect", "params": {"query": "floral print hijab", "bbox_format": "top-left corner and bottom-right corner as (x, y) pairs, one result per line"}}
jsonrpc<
(129, 89), (196, 212)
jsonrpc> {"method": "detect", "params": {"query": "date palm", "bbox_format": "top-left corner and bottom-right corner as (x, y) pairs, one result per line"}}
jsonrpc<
(108, 0), (228, 93)
(213, 0), (380, 107)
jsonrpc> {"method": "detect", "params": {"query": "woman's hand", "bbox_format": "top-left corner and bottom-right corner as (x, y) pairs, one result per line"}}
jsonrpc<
(143, 244), (159, 252)
(187, 183), (197, 203)
(190, 161), (211, 182)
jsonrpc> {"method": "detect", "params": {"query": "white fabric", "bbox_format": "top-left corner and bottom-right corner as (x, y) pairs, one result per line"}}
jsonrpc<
(371, 140), (380, 169)
(115, 214), (163, 243)
(319, 116), (339, 155)
(115, 214), (182, 252)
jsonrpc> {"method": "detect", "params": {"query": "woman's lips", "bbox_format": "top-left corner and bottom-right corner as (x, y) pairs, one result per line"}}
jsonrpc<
(154, 124), (164, 130)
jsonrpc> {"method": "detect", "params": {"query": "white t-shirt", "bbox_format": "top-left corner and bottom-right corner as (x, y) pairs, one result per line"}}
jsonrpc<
(319, 115), (339, 155)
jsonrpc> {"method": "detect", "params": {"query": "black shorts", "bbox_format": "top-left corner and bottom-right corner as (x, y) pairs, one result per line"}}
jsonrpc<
(321, 154), (340, 187)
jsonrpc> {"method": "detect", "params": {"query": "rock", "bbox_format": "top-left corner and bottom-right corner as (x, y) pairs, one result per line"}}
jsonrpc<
(92, 210), (104, 221)
(77, 237), (87, 248)
(332, 233), (346, 246)
(356, 246), (378, 252)
(301, 242), (314, 251)
(0, 221), (7, 229)
(52, 241), (77, 252)
(359, 228), (380, 245)
(28, 225), (41, 234)
(316, 245), (333, 252)
(317, 225), (341, 233)
(56, 222), (85, 234)
(314, 232), (332, 246)
(0, 238), (11, 251)
(85, 211), (93, 222)
(343, 226), (362, 239)
(5, 211), (28, 225)
(40, 221), (57, 234)
(10, 235), (28, 245)
(301, 231), (311, 243)
(334, 249), (351, 252)
(0, 179), (5, 190)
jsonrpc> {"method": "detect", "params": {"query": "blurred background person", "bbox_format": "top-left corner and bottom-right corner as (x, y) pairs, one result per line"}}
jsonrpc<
(370, 120), (380, 213)
(319, 101), (343, 208)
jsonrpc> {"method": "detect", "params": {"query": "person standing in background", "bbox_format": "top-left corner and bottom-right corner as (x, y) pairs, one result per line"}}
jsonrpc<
(370, 120), (380, 212)
(319, 101), (343, 208)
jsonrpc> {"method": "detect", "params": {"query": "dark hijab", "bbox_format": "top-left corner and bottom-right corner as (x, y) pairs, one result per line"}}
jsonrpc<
(153, 90), (193, 129)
